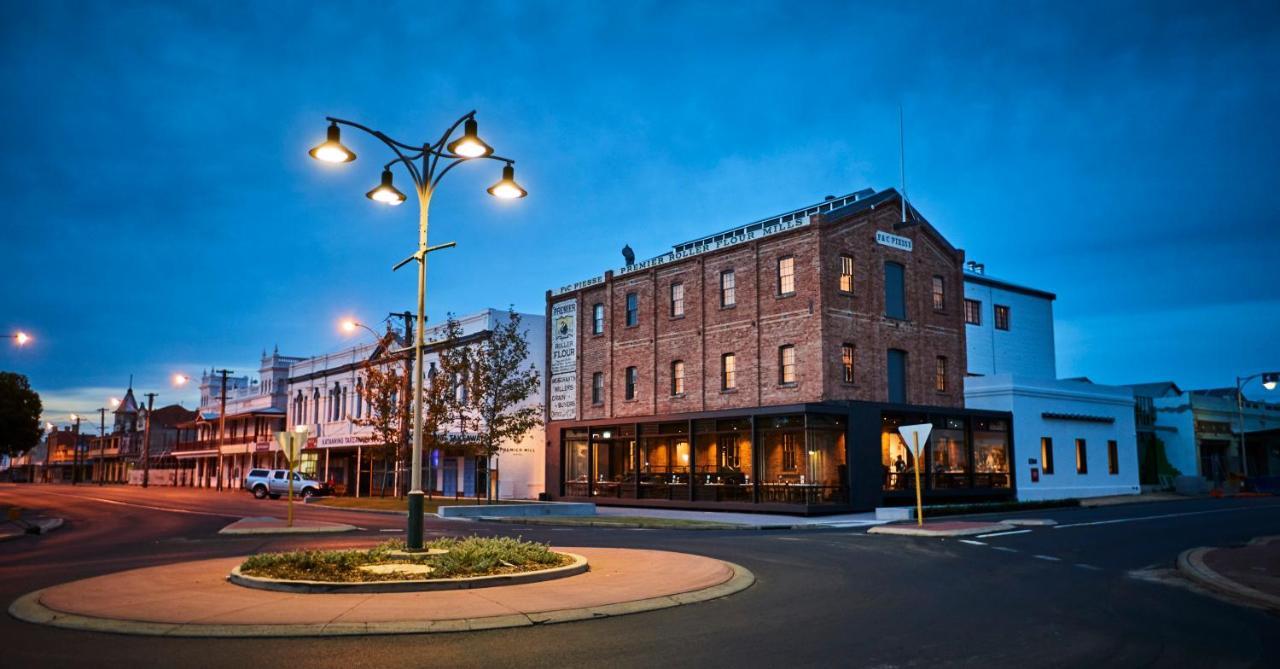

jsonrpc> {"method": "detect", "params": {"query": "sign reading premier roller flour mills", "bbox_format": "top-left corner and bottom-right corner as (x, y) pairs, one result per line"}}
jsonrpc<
(549, 300), (578, 420)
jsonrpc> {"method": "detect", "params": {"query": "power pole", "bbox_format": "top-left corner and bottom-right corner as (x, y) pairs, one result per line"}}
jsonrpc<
(215, 370), (232, 492)
(142, 392), (158, 488)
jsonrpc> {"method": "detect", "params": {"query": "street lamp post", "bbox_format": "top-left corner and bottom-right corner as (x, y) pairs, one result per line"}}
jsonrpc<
(142, 392), (158, 488)
(310, 111), (525, 551)
(1236, 371), (1279, 477)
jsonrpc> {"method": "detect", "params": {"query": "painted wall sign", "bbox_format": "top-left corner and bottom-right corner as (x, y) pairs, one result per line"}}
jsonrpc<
(875, 230), (913, 252)
(550, 300), (578, 375)
(549, 372), (577, 421)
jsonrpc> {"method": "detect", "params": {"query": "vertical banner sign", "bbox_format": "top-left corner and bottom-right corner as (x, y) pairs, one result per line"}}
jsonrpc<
(549, 300), (578, 420)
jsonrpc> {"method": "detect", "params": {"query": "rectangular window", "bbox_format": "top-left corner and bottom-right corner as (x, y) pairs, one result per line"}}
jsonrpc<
(995, 304), (1011, 330)
(720, 270), (736, 307)
(1076, 438), (1088, 474)
(591, 372), (604, 405)
(721, 353), (736, 390)
(1108, 440), (1119, 475)
(670, 282), (684, 317)
(935, 356), (947, 392)
(884, 262), (906, 320)
(778, 256), (795, 296)
(625, 293), (638, 327)
(779, 345), (796, 384)
(964, 299), (981, 325)
(1041, 437), (1054, 474)
(841, 344), (855, 383)
(592, 303), (605, 335)
(671, 361), (685, 395)
(887, 349), (907, 403)
(839, 255), (854, 293)
(932, 276), (945, 312)
(625, 366), (638, 400)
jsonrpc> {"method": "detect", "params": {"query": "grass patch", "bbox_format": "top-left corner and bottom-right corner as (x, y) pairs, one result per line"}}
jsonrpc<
(494, 515), (745, 530)
(239, 538), (571, 582)
(314, 497), (521, 514)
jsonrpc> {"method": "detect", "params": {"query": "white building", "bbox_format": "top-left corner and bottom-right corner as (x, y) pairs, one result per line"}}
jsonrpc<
(963, 264), (1140, 501)
(287, 308), (546, 500)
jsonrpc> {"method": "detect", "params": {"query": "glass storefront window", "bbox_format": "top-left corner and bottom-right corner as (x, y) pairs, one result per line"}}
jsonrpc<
(761, 415), (847, 504)
(693, 420), (753, 502)
(592, 437), (634, 498)
(881, 414), (926, 491)
(973, 417), (1010, 488)
(639, 422), (689, 499)
(930, 417), (968, 489)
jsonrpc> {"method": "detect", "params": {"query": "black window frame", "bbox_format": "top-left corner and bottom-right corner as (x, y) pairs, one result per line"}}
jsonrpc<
(592, 303), (605, 335)
(1107, 440), (1119, 475)
(591, 372), (604, 405)
(932, 275), (945, 312)
(995, 304), (1011, 331)
(670, 282), (684, 318)
(1076, 438), (1088, 474)
(625, 292), (639, 327)
(841, 343), (855, 384)
(1041, 437), (1054, 474)
(624, 366), (638, 401)
(964, 298), (982, 325)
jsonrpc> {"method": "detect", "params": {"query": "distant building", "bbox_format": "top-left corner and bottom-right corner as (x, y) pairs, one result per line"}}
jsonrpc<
(1124, 382), (1280, 482)
(287, 309), (546, 500)
(174, 348), (301, 489)
(963, 266), (1139, 501)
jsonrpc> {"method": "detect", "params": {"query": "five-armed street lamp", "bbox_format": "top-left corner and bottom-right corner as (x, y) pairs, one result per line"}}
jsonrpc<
(310, 111), (525, 550)
(1237, 371), (1279, 477)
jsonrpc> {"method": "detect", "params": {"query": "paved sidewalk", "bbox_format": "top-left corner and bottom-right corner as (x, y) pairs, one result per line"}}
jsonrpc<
(1178, 536), (1280, 611)
(593, 506), (884, 528)
(10, 546), (753, 637)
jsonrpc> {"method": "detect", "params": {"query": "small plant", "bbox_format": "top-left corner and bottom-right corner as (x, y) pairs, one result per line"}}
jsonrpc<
(238, 537), (570, 582)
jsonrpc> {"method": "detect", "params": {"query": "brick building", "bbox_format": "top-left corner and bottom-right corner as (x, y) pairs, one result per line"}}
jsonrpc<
(545, 187), (1015, 513)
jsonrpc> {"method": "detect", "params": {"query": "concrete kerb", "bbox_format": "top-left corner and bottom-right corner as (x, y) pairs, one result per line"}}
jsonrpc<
(0, 517), (64, 542)
(218, 517), (357, 535)
(1176, 543), (1280, 612)
(868, 522), (1014, 537)
(228, 552), (589, 593)
(8, 561), (755, 638)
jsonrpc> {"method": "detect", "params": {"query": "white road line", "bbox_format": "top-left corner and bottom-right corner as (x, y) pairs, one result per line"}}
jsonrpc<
(1074, 563), (1102, 571)
(1033, 555), (1062, 562)
(380, 528), (403, 532)
(991, 546), (1018, 553)
(958, 539), (987, 546)
(34, 490), (238, 518)
(1053, 504), (1280, 529)
(976, 529), (1032, 538)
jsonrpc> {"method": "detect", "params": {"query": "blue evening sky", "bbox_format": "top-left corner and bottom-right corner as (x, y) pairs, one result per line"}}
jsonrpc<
(2, 1), (1277, 421)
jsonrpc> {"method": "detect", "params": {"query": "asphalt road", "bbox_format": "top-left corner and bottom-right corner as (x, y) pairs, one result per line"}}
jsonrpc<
(1, 484), (1277, 669)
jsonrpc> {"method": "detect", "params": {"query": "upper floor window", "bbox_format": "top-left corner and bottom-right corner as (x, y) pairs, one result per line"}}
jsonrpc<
(935, 356), (947, 392)
(625, 293), (639, 327)
(779, 345), (796, 384)
(932, 276), (945, 312)
(624, 366), (638, 400)
(839, 255), (855, 293)
(841, 344), (855, 383)
(720, 270), (736, 307)
(994, 305), (1011, 330)
(592, 372), (604, 405)
(964, 299), (981, 325)
(884, 261), (906, 320)
(670, 282), (684, 317)
(778, 256), (795, 296)
(671, 360), (685, 395)
(592, 303), (605, 334)
(721, 353), (736, 390)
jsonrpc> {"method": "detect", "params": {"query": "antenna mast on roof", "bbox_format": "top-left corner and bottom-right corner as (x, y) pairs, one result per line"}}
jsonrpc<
(899, 104), (907, 224)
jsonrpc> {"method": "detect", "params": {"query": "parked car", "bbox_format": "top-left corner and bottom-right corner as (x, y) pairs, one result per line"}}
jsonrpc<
(242, 469), (331, 500)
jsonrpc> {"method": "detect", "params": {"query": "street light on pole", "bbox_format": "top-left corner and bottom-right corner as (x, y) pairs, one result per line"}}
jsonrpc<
(12, 331), (32, 347)
(309, 111), (525, 551)
(1236, 371), (1280, 477)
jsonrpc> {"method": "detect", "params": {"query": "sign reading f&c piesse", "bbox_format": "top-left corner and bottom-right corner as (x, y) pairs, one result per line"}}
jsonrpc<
(549, 299), (579, 421)
(875, 230), (913, 252)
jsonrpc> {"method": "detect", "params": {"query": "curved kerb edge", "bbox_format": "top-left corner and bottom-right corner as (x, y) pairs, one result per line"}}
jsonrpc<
(8, 561), (755, 638)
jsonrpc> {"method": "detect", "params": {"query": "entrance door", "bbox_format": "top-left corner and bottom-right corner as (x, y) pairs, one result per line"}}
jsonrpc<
(442, 462), (457, 496)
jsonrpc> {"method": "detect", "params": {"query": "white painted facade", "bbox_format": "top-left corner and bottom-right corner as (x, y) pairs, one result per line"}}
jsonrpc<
(966, 375), (1140, 500)
(286, 309), (547, 500)
(963, 269), (1056, 378)
(1144, 389), (1280, 480)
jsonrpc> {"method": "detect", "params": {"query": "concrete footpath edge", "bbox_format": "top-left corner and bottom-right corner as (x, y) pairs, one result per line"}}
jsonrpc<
(0, 517), (64, 542)
(228, 552), (589, 593)
(7, 561), (755, 638)
(1176, 543), (1280, 612)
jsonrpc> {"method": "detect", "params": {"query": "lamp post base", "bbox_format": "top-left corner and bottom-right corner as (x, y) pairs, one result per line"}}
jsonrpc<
(406, 490), (425, 551)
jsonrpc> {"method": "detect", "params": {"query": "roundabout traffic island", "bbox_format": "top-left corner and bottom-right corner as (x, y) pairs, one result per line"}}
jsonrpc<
(9, 538), (753, 637)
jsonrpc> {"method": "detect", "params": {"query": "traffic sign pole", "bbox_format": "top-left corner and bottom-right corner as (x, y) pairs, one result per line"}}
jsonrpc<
(913, 432), (923, 527)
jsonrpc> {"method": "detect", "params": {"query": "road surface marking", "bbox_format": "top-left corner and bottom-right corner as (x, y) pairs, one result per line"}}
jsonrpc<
(977, 529), (1032, 538)
(1074, 563), (1102, 571)
(991, 546), (1019, 553)
(1033, 555), (1062, 562)
(959, 539), (987, 546)
(1053, 504), (1280, 529)
(380, 528), (403, 532)
(36, 490), (238, 518)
